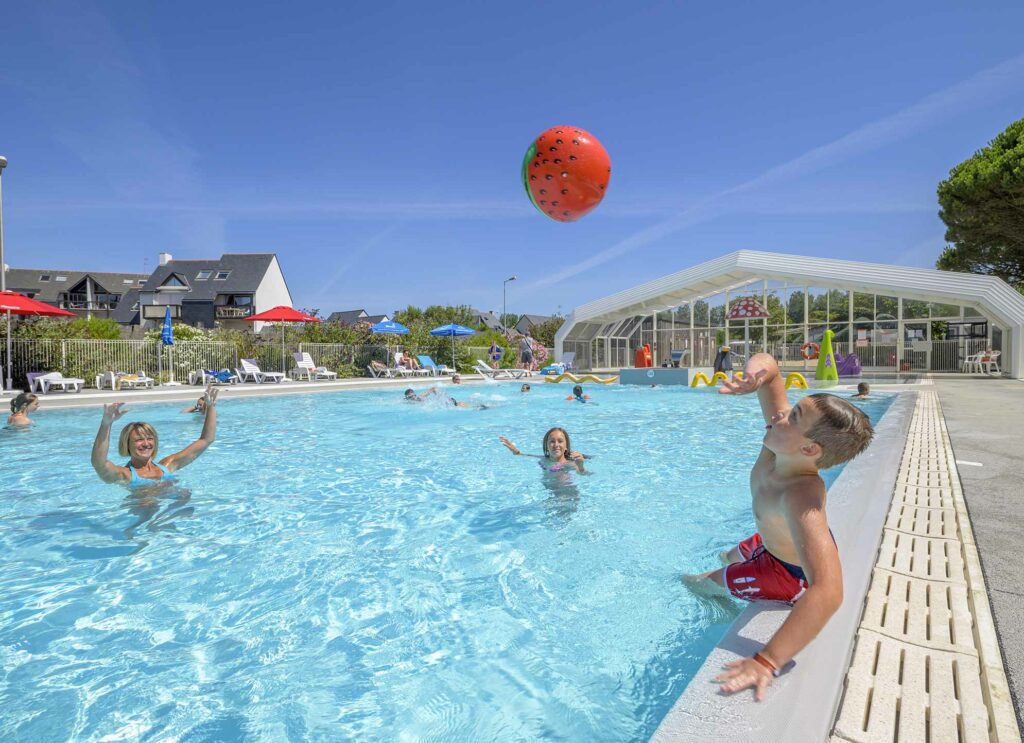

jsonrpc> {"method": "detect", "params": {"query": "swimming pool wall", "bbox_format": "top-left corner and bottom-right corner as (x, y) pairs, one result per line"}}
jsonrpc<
(651, 391), (916, 742)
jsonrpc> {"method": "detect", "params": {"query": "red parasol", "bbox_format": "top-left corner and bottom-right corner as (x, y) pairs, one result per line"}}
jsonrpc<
(2, 291), (77, 390)
(244, 306), (321, 375)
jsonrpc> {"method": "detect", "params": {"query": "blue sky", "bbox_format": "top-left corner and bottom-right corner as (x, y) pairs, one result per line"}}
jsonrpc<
(2, 2), (1023, 318)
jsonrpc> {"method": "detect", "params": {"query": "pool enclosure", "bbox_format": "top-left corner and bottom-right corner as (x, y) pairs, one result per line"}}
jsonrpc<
(555, 251), (1024, 379)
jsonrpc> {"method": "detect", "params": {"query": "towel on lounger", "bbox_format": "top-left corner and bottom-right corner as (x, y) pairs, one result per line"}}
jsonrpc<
(205, 369), (233, 382)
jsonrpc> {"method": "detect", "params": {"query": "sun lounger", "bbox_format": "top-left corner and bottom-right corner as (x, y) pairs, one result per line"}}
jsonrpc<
(367, 361), (395, 378)
(235, 359), (285, 384)
(28, 371), (85, 394)
(393, 352), (431, 377)
(189, 369), (239, 385)
(95, 371), (155, 390)
(417, 355), (455, 376)
(291, 352), (338, 381)
(472, 360), (528, 379)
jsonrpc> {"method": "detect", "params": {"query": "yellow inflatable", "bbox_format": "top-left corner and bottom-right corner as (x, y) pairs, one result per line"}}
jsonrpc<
(785, 372), (808, 389)
(690, 370), (808, 389)
(690, 371), (744, 387)
(544, 372), (619, 384)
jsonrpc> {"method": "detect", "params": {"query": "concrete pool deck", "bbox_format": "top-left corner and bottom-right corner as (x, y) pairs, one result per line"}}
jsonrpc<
(653, 382), (1022, 743)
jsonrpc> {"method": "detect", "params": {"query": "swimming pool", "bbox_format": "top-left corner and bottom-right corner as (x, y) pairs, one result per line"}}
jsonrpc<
(0, 383), (894, 741)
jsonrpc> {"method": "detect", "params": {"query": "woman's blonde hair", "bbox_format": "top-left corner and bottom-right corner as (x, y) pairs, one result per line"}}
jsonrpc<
(118, 422), (159, 459)
(10, 392), (38, 414)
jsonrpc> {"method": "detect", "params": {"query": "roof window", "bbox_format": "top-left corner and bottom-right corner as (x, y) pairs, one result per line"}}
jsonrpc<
(214, 270), (231, 280)
(196, 270), (213, 280)
(39, 274), (51, 281)
(55, 276), (68, 282)
(123, 279), (135, 284)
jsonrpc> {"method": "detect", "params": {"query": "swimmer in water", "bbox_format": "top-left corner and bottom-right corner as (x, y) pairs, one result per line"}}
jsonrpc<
(521, 383), (531, 393)
(91, 385), (219, 485)
(7, 392), (40, 427)
(499, 427), (587, 473)
(404, 387), (487, 410)
(180, 396), (206, 414)
(851, 382), (870, 400)
(566, 384), (591, 403)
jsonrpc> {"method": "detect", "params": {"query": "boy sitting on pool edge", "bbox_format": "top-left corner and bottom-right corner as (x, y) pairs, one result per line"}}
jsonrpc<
(684, 352), (874, 700)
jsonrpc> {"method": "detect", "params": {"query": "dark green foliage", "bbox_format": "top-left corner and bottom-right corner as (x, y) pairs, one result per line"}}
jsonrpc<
(936, 117), (1024, 290)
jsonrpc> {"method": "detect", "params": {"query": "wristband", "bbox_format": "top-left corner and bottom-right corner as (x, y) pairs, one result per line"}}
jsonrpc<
(752, 652), (780, 677)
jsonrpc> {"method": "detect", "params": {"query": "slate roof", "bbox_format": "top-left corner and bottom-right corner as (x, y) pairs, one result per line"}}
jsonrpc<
(140, 254), (275, 302)
(471, 309), (503, 331)
(326, 309), (390, 325)
(111, 288), (142, 325)
(5, 268), (148, 303)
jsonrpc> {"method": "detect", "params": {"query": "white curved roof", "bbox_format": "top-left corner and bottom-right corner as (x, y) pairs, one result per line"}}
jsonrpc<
(561, 250), (1024, 329)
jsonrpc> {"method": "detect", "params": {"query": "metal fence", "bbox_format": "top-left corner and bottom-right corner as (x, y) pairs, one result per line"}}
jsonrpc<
(0, 339), (556, 389)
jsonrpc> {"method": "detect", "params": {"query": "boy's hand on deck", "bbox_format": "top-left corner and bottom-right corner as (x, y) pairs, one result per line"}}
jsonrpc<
(718, 369), (766, 395)
(714, 657), (773, 701)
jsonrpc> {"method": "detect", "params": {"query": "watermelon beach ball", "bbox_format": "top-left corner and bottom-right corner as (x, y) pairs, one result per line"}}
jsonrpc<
(521, 125), (611, 222)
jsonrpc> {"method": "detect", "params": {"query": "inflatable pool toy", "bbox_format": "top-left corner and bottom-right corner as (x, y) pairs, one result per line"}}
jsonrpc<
(800, 342), (820, 360)
(522, 125), (611, 222)
(815, 330), (839, 382)
(690, 371), (745, 387)
(544, 372), (618, 384)
(785, 372), (809, 389)
(834, 351), (862, 377)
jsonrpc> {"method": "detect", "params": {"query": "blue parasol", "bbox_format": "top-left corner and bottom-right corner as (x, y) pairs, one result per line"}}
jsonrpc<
(160, 306), (179, 384)
(429, 323), (477, 369)
(370, 320), (410, 367)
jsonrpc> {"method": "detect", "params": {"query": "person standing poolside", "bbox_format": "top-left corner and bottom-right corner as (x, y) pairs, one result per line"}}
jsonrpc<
(683, 353), (874, 700)
(6, 392), (40, 427)
(519, 334), (534, 372)
(91, 385), (219, 485)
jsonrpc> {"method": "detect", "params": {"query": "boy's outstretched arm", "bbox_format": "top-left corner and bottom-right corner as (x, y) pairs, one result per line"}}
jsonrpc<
(716, 485), (844, 700)
(719, 352), (790, 424)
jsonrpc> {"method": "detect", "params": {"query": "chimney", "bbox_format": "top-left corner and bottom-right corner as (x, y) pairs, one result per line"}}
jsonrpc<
(159, 252), (173, 266)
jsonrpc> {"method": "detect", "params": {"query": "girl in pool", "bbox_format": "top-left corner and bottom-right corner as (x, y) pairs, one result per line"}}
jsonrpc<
(91, 385), (219, 485)
(7, 392), (39, 427)
(499, 427), (587, 473)
(180, 396), (206, 414)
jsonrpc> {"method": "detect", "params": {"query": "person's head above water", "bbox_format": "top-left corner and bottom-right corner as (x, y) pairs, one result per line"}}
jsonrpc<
(452, 374), (462, 384)
(763, 393), (873, 470)
(118, 422), (160, 462)
(857, 382), (870, 395)
(572, 384), (584, 397)
(521, 383), (531, 393)
(10, 392), (39, 415)
(542, 427), (573, 460)
(404, 389), (417, 400)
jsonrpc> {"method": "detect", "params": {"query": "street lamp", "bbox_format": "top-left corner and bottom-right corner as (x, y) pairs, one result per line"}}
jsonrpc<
(502, 275), (517, 335)
(0, 155), (9, 390)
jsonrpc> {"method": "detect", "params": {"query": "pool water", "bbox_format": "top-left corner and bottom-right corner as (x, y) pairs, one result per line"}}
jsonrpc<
(0, 383), (894, 742)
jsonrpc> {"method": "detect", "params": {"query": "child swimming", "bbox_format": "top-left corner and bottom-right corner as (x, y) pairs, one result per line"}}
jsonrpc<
(180, 396), (207, 414)
(499, 427), (587, 473)
(566, 384), (590, 403)
(7, 392), (39, 427)
(684, 352), (874, 700)
(851, 382), (870, 399)
(91, 385), (219, 485)
(404, 387), (486, 410)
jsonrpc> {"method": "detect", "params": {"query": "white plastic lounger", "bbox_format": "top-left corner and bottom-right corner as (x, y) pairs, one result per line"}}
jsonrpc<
(29, 371), (85, 394)
(95, 371), (155, 390)
(235, 359), (285, 384)
(291, 352), (338, 381)
(472, 360), (528, 379)
(393, 352), (431, 377)
(367, 362), (395, 378)
(417, 355), (455, 376)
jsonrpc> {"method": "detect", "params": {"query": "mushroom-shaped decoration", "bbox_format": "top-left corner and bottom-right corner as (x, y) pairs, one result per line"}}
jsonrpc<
(726, 297), (770, 357)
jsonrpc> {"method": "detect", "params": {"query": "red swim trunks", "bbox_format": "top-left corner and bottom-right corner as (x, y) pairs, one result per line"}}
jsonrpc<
(725, 533), (808, 603)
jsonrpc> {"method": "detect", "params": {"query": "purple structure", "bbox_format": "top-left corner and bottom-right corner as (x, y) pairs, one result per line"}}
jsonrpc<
(834, 351), (862, 377)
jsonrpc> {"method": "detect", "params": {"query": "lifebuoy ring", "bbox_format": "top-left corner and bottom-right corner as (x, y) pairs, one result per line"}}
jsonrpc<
(800, 342), (820, 360)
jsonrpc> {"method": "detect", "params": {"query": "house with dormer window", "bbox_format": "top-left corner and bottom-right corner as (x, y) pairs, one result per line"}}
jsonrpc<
(5, 268), (148, 319)
(115, 252), (293, 330)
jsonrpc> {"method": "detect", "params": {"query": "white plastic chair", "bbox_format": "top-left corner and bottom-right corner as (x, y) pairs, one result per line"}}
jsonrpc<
(961, 352), (982, 373)
(393, 352), (430, 377)
(981, 350), (1001, 374)
(291, 352), (338, 381)
(235, 359), (284, 384)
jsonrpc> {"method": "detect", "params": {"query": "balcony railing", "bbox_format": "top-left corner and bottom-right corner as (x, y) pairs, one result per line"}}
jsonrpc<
(215, 305), (254, 319)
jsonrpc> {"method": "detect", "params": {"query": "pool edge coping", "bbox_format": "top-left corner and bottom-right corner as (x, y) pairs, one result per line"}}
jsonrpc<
(650, 390), (917, 743)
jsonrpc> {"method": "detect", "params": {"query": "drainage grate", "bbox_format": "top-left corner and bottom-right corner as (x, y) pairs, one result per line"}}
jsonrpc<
(831, 392), (1021, 743)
